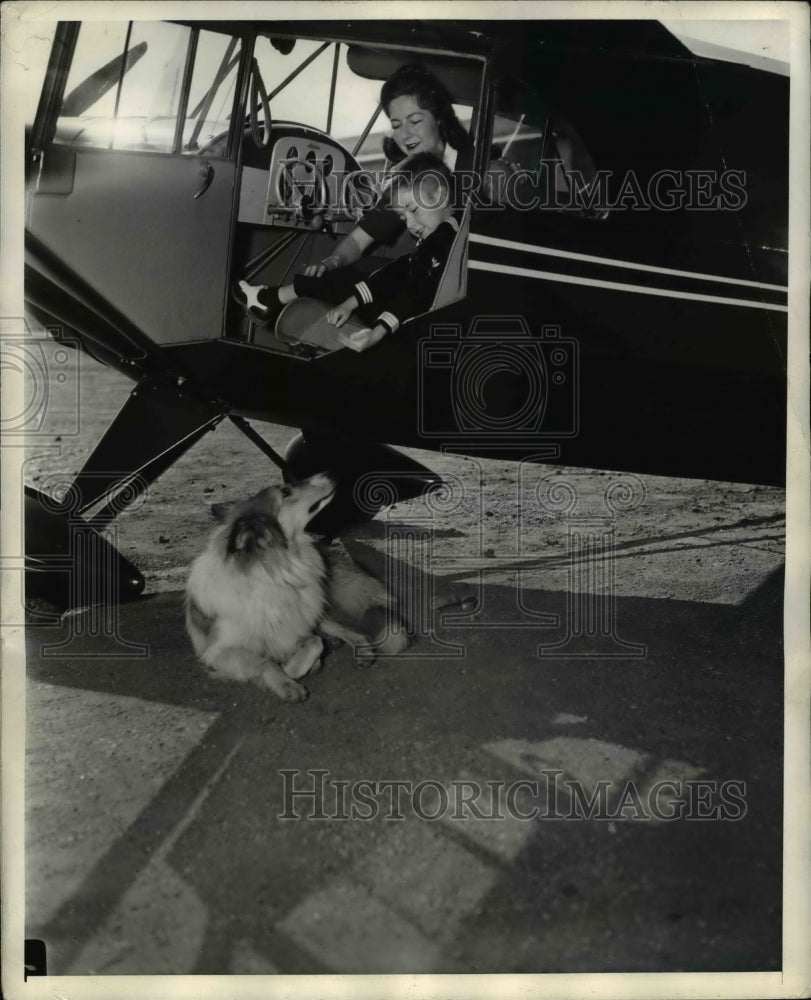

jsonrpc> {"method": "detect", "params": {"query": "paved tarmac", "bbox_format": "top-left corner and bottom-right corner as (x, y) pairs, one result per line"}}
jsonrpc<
(23, 519), (784, 976)
(12, 338), (791, 983)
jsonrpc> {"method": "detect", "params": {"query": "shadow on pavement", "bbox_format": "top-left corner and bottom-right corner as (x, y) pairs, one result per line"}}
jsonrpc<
(25, 561), (783, 975)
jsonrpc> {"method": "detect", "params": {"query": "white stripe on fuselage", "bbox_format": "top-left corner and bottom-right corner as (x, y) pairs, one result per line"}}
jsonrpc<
(467, 258), (789, 312)
(469, 233), (787, 293)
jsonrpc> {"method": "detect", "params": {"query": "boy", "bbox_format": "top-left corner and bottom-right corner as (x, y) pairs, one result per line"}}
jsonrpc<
(235, 153), (460, 353)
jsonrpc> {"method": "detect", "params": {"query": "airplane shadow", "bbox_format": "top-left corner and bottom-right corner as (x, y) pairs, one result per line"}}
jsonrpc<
(25, 553), (784, 974)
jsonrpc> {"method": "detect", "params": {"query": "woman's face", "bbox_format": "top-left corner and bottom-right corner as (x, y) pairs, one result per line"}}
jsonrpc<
(387, 94), (445, 158)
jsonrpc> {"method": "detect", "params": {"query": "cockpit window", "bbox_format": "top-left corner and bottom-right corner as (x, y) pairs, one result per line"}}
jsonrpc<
(252, 38), (339, 135)
(251, 38), (392, 169)
(55, 22), (190, 151)
(250, 35), (480, 173)
(182, 31), (241, 152)
(493, 80), (607, 219)
(52, 21), (241, 156)
(491, 114), (547, 172)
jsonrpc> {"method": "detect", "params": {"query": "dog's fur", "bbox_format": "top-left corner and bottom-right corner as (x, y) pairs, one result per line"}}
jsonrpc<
(185, 473), (407, 701)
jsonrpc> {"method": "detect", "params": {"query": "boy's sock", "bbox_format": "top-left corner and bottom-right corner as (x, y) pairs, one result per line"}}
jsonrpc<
(256, 285), (282, 308)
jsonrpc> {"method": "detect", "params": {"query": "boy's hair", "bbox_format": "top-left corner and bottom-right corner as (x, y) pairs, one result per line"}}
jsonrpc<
(390, 153), (453, 207)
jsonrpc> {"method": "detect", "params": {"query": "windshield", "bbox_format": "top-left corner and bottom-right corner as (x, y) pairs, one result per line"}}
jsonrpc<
(251, 35), (477, 171)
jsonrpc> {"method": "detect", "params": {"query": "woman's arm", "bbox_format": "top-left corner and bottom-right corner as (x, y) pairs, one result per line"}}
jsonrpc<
(302, 226), (375, 277)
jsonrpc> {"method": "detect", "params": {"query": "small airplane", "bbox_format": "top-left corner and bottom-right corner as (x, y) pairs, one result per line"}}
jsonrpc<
(23, 17), (789, 608)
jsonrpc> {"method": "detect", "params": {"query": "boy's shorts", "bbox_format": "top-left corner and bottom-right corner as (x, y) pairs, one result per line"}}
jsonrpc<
(292, 269), (379, 327)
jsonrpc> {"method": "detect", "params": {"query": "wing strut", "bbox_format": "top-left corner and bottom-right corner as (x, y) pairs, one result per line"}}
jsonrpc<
(228, 415), (291, 475)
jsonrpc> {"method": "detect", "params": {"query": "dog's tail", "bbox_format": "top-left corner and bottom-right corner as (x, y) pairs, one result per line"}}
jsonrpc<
(352, 603), (409, 657)
(368, 594), (476, 656)
(370, 622), (409, 657)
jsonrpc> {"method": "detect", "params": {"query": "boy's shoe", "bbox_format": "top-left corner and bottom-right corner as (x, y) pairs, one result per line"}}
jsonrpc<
(232, 280), (279, 326)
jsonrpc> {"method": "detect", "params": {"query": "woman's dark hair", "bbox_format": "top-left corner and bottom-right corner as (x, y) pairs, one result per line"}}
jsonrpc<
(380, 64), (473, 163)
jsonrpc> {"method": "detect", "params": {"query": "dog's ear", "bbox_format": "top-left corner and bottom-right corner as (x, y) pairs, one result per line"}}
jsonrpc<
(211, 500), (239, 522)
(227, 514), (287, 555)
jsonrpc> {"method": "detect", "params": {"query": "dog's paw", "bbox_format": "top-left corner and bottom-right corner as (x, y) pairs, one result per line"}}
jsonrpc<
(262, 668), (309, 702)
(281, 678), (309, 702)
(283, 635), (324, 679)
(278, 676), (309, 702)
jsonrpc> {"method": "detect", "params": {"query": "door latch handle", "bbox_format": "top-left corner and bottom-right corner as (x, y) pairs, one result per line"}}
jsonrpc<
(193, 160), (214, 199)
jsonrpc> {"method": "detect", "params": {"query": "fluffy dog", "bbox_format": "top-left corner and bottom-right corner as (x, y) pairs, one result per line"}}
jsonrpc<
(185, 473), (406, 701)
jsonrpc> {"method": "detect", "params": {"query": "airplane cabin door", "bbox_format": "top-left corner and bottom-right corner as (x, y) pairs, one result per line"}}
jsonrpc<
(27, 21), (245, 345)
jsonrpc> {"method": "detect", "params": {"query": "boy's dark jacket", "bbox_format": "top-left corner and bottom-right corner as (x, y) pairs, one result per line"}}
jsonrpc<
(294, 214), (461, 335)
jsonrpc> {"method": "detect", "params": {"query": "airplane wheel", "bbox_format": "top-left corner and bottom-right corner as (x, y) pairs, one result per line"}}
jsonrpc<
(24, 486), (145, 612)
(283, 432), (444, 539)
(283, 431), (377, 537)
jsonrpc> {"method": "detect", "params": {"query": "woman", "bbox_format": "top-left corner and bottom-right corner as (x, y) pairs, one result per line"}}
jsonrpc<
(238, 63), (512, 320)
(301, 63), (479, 277)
